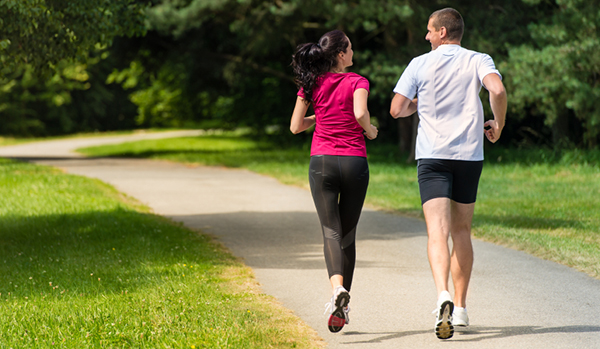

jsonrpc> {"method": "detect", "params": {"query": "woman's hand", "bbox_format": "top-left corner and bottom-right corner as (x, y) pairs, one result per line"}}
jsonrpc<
(364, 124), (378, 140)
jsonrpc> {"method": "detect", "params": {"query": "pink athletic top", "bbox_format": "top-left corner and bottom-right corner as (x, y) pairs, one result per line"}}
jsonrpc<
(298, 72), (370, 157)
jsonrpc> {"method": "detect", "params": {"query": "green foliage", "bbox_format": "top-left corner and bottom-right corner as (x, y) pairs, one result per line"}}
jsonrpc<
(0, 61), (90, 135)
(0, 1), (147, 136)
(109, 0), (591, 146)
(2, 0), (599, 148)
(503, 0), (600, 147)
(0, 51), (139, 136)
(0, 0), (146, 78)
(106, 0), (432, 137)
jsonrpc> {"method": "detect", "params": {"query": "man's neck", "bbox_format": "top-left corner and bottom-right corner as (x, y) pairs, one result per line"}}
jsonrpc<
(440, 40), (461, 46)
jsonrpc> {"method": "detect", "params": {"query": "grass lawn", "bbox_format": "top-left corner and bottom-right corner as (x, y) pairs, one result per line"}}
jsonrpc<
(0, 158), (323, 348)
(0, 129), (192, 147)
(0, 137), (34, 147)
(79, 134), (600, 279)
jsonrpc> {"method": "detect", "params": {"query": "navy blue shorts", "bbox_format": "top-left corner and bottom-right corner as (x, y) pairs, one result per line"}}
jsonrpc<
(417, 159), (483, 205)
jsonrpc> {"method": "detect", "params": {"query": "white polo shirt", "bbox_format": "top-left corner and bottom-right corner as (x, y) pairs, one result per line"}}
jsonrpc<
(393, 44), (501, 161)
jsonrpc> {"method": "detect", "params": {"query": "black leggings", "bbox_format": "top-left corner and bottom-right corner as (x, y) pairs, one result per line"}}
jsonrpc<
(309, 155), (369, 291)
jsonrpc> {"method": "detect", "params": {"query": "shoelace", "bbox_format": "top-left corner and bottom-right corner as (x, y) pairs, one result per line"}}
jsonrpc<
(432, 308), (453, 321)
(343, 306), (350, 324)
(324, 297), (335, 315)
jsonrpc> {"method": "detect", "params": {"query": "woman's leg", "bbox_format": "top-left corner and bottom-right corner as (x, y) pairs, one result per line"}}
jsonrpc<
(309, 155), (344, 291)
(337, 156), (369, 291)
(309, 156), (369, 292)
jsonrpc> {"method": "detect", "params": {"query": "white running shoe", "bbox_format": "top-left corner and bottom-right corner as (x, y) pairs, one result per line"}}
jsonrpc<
(324, 286), (350, 333)
(453, 307), (469, 327)
(434, 291), (454, 339)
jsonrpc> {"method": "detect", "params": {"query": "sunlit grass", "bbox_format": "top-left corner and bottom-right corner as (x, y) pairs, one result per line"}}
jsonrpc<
(474, 163), (600, 277)
(0, 158), (322, 348)
(0, 129), (194, 148)
(0, 136), (34, 146)
(80, 134), (600, 279)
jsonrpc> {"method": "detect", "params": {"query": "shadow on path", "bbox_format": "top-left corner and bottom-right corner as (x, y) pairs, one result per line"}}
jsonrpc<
(339, 325), (600, 345)
(171, 210), (427, 270)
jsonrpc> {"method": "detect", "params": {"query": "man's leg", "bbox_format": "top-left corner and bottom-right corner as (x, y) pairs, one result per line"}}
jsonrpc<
(450, 201), (475, 308)
(424, 197), (456, 339)
(422, 197), (452, 296)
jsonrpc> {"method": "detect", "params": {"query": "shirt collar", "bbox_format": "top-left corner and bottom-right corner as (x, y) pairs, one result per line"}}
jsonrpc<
(436, 44), (461, 51)
(434, 44), (461, 56)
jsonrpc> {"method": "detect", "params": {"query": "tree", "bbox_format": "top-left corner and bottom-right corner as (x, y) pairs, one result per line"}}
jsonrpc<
(114, 0), (554, 147)
(503, 0), (600, 148)
(0, 0), (146, 78)
(107, 0), (427, 139)
(0, 0), (147, 135)
(3, 0), (597, 150)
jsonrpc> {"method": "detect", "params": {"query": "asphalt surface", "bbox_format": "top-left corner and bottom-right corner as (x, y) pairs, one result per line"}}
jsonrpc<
(1, 131), (599, 348)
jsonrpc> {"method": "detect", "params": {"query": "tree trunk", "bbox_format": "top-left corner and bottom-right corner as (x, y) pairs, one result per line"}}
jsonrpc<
(551, 112), (569, 146)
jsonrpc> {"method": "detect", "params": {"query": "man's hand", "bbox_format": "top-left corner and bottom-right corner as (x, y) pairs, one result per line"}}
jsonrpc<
(482, 73), (507, 143)
(484, 120), (502, 143)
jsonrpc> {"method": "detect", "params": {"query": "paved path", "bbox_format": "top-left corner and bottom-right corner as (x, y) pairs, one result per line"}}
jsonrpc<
(1, 132), (599, 348)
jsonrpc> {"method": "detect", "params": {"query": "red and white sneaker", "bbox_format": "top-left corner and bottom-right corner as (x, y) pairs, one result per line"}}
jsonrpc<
(324, 286), (350, 333)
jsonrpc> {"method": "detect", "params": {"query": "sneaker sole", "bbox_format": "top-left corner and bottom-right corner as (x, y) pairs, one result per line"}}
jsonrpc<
(327, 291), (350, 333)
(435, 300), (454, 339)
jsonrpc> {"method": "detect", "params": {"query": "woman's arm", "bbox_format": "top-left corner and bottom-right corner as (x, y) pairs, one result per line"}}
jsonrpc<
(354, 88), (378, 140)
(290, 96), (316, 134)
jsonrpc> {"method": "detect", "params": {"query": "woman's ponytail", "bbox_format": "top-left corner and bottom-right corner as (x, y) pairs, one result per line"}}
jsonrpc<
(292, 43), (327, 104)
(292, 30), (349, 104)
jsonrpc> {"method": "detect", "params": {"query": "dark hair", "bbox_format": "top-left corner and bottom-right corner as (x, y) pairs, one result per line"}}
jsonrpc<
(430, 8), (464, 42)
(291, 30), (349, 104)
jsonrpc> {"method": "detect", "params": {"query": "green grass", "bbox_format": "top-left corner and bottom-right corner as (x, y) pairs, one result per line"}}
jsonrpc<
(0, 129), (194, 147)
(80, 134), (600, 279)
(0, 136), (34, 146)
(0, 158), (322, 348)
(475, 162), (600, 277)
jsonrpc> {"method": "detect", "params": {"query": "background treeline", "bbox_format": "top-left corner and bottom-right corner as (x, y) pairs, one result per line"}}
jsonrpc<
(1, 0), (598, 150)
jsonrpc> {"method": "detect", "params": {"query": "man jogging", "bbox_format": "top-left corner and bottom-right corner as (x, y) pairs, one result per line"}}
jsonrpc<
(389, 8), (507, 340)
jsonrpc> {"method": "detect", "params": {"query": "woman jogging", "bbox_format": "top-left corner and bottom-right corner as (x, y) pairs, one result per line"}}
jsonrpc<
(290, 30), (378, 333)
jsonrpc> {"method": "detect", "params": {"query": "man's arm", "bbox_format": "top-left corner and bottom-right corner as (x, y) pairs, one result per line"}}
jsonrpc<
(482, 73), (507, 143)
(390, 93), (417, 119)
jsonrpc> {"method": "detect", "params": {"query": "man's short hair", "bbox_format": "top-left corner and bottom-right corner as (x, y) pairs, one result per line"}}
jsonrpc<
(430, 8), (464, 42)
